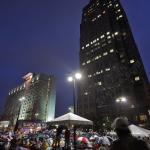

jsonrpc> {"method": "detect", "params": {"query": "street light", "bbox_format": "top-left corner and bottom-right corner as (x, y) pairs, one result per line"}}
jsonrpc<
(116, 96), (127, 117)
(116, 97), (127, 103)
(14, 96), (25, 132)
(67, 72), (82, 149)
(67, 72), (82, 114)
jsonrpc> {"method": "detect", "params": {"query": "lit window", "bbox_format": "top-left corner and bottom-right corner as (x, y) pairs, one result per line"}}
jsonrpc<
(88, 75), (92, 78)
(118, 9), (121, 12)
(105, 68), (110, 71)
(86, 44), (89, 47)
(87, 60), (91, 64)
(97, 14), (101, 18)
(97, 38), (99, 41)
(101, 70), (103, 73)
(107, 36), (111, 39)
(110, 49), (114, 53)
(101, 35), (105, 39)
(98, 82), (102, 86)
(96, 72), (101, 75)
(107, 32), (110, 35)
(36, 76), (39, 80)
(93, 39), (96, 43)
(82, 47), (84, 50)
(82, 63), (86, 66)
(139, 115), (147, 122)
(92, 18), (96, 22)
(115, 32), (119, 35)
(103, 52), (108, 56)
(95, 56), (99, 60)
(91, 42), (93, 44)
(119, 15), (123, 18)
(84, 92), (88, 96)
(116, 4), (119, 7)
(103, 11), (106, 14)
(130, 59), (135, 64)
(135, 76), (140, 81)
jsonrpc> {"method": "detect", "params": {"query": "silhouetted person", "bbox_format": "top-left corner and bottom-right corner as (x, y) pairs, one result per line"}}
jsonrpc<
(65, 128), (70, 149)
(54, 126), (63, 148)
(110, 117), (149, 150)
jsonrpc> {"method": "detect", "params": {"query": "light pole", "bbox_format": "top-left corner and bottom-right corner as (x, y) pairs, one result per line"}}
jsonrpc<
(67, 72), (82, 114)
(67, 72), (82, 149)
(14, 96), (25, 132)
(116, 96), (127, 117)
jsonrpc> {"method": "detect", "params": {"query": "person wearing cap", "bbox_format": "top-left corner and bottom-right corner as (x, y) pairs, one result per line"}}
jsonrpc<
(110, 117), (149, 150)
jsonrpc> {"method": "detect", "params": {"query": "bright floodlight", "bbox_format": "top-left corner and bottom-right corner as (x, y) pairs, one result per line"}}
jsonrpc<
(75, 73), (82, 80)
(68, 76), (73, 82)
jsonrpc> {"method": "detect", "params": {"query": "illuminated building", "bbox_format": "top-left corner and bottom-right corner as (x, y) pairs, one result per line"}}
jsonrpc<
(3, 73), (56, 125)
(78, 0), (150, 125)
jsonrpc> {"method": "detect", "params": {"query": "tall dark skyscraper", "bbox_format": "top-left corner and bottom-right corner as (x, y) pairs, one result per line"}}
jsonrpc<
(78, 0), (150, 125)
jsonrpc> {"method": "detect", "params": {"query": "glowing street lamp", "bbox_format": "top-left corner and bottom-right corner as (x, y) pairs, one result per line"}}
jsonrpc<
(67, 72), (82, 149)
(116, 97), (127, 103)
(116, 96), (127, 117)
(67, 72), (82, 114)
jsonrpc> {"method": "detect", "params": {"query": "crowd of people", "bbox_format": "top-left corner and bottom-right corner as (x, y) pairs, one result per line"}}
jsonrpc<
(0, 117), (150, 150)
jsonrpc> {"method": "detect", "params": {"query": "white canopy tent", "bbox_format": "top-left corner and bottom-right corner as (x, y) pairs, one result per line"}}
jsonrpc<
(108, 124), (150, 137)
(49, 112), (93, 127)
(129, 124), (150, 137)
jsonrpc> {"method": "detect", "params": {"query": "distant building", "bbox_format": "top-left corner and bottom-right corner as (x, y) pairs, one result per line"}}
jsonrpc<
(3, 73), (56, 125)
(78, 0), (150, 125)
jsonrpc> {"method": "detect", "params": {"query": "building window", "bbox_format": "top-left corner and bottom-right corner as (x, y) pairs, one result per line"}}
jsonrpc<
(116, 4), (119, 7)
(86, 44), (89, 47)
(96, 72), (100, 75)
(87, 60), (91, 64)
(130, 59), (135, 64)
(82, 47), (84, 50)
(115, 32), (119, 36)
(88, 75), (92, 78)
(110, 49), (114, 53)
(98, 82), (102, 86)
(139, 115), (147, 122)
(119, 15), (123, 18)
(101, 35), (105, 39)
(107, 32), (110, 35)
(135, 76), (140, 81)
(105, 68), (110, 71)
(84, 92), (88, 96)
(103, 52), (108, 56)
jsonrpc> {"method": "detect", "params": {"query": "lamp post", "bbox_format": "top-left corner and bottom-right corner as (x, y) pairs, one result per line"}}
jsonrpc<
(68, 72), (82, 149)
(116, 96), (127, 117)
(67, 72), (82, 114)
(14, 96), (25, 132)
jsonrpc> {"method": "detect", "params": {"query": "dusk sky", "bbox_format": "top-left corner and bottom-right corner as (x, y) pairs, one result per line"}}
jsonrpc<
(0, 0), (149, 117)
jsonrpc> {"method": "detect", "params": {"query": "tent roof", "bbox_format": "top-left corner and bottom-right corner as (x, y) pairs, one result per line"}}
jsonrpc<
(129, 124), (150, 137)
(49, 112), (93, 126)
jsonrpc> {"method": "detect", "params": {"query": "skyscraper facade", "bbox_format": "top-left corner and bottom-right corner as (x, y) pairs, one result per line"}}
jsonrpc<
(78, 0), (150, 125)
(3, 73), (56, 125)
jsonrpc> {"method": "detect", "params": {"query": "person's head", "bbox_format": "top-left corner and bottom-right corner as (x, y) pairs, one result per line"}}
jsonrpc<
(112, 117), (131, 138)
